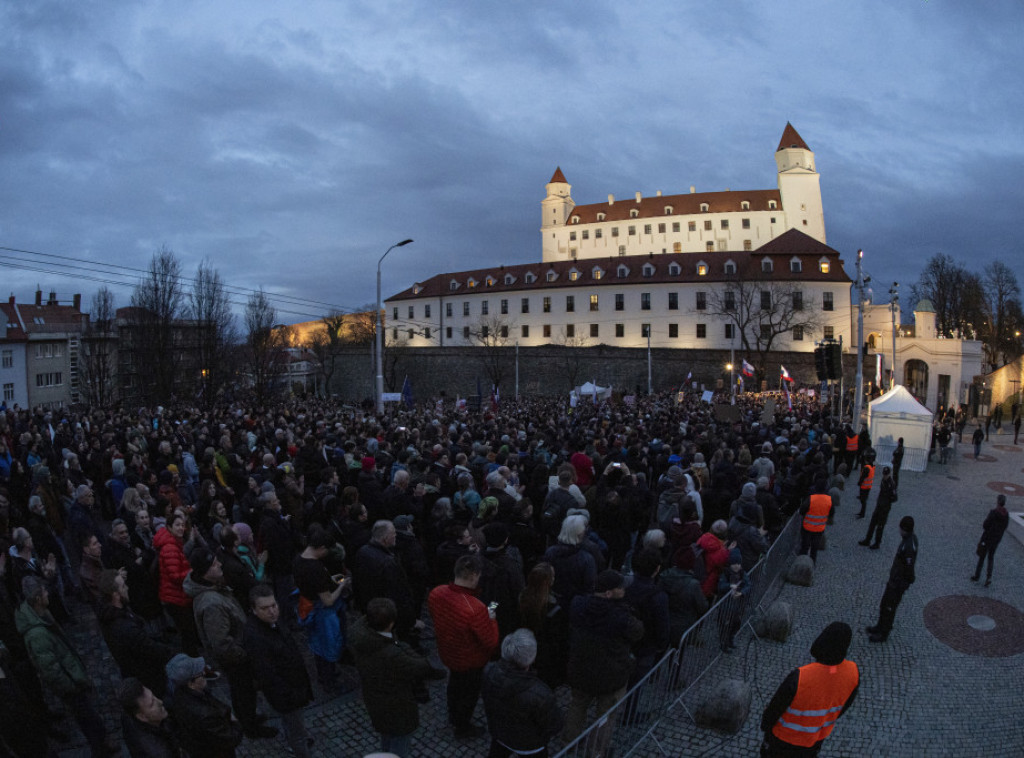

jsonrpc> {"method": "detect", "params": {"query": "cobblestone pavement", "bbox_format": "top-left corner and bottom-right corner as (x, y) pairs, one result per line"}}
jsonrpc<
(53, 429), (1024, 757)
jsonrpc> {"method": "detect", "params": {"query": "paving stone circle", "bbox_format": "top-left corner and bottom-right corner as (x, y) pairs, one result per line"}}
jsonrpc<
(987, 481), (1024, 497)
(923, 595), (1024, 657)
(991, 444), (1022, 453)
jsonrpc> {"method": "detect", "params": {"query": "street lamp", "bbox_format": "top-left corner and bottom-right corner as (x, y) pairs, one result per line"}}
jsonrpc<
(889, 282), (899, 390)
(376, 239), (414, 414)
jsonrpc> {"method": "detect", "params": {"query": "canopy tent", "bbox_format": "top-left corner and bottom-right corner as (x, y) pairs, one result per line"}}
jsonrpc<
(571, 381), (613, 405)
(867, 385), (934, 472)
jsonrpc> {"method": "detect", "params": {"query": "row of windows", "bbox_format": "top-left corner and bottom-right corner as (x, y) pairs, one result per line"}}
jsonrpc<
(35, 372), (63, 387)
(401, 291), (834, 319)
(569, 217), (766, 242)
(35, 344), (64, 359)
(395, 324), (834, 342)
(447, 256), (828, 291)
(574, 200), (778, 224)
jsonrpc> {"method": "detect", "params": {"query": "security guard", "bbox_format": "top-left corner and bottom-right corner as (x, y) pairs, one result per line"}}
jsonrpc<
(798, 484), (831, 564)
(761, 622), (859, 757)
(855, 449), (876, 518)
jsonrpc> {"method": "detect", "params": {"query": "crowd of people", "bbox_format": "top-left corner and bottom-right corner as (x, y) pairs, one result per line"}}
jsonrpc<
(0, 389), (885, 757)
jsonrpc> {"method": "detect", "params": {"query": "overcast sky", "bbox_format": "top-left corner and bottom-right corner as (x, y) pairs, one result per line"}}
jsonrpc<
(1, 1), (1021, 324)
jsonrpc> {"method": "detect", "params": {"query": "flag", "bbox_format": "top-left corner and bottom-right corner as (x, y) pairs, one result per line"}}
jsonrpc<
(685, 370), (692, 383)
(784, 381), (793, 410)
(780, 365), (794, 383)
(457, 396), (467, 412)
(741, 359), (755, 377)
(401, 376), (413, 409)
(491, 385), (499, 412)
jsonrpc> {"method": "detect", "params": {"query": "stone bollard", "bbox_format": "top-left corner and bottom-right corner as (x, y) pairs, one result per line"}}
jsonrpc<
(764, 600), (794, 642)
(695, 678), (752, 733)
(786, 555), (815, 586)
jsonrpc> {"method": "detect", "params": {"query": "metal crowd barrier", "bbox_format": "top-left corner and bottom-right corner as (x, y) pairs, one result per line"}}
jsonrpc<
(553, 512), (803, 758)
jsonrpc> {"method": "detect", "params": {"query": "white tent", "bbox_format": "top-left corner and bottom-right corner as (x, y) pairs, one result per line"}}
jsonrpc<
(572, 381), (613, 404)
(868, 385), (934, 472)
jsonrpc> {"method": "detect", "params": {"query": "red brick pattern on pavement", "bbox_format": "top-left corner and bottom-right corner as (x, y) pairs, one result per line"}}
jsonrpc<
(923, 595), (1024, 657)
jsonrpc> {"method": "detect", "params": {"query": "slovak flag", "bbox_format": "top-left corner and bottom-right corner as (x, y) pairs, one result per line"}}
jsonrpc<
(780, 365), (794, 383)
(741, 360), (754, 377)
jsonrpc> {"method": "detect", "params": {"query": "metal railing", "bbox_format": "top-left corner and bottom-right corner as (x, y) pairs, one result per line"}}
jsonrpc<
(554, 512), (803, 757)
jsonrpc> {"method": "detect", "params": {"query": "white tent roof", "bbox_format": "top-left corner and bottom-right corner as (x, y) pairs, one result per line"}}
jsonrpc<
(868, 385), (932, 418)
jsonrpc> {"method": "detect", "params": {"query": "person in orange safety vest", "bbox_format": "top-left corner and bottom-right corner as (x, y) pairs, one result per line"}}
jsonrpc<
(855, 450), (876, 519)
(761, 621), (859, 757)
(798, 482), (831, 564)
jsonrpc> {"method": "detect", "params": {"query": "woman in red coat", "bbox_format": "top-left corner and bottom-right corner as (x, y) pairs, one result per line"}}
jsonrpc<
(153, 512), (200, 656)
(697, 520), (733, 599)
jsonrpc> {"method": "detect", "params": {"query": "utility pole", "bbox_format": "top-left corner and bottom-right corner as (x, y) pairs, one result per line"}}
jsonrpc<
(889, 282), (899, 390)
(853, 249), (870, 424)
(647, 328), (653, 394)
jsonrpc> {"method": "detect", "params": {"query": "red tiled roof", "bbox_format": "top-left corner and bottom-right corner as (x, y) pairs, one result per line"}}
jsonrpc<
(0, 302), (28, 341)
(387, 230), (849, 302)
(549, 167), (568, 184)
(776, 122), (809, 152)
(567, 188), (782, 224)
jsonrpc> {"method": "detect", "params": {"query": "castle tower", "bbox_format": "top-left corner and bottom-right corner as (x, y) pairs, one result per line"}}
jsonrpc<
(775, 123), (826, 244)
(541, 167), (574, 262)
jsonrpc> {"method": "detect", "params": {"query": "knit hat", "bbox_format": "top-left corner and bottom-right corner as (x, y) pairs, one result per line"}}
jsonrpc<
(482, 522), (509, 549)
(166, 653), (205, 687)
(189, 547), (216, 579)
(741, 482), (757, 498)
(809, 621), (852, 666)
(666, 465), (684, 485)
(899, 516), (915, 533)
(233, 522), (254, 547)
(361, 456), (376, 472)
(727, 548), (743, 566)
(394, 514), (414, 532)
(595, 569), (625, 593)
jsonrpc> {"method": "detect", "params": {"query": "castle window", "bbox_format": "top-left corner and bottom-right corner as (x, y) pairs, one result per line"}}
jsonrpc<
(665, 206), (674, 215)
(500, 299), (508, 315)
(592, 267), (604, 280)
(611, 227), (619, 237)
(700, 203), (709, 212)
(697, 261), (708, 276)
(481, 300), (489, 315)
(823, 292), (834, 311)
(630, 209), (639, 219)
(566, 324), (575, 338)
(617, 265), (630, 278)
(485, 276), (495, 287)
(742, 218), (750, 229)
(467, 277), (477, 288)
(446, 303), (453, 317)
(504, 274), (516, 285)
(641, 293), (651, 310)
(524, 271), (536, 283)
(668, 292), (678, 310)
(696, 291), (707, 310)
(721, 219), (729, 229)
(615, 294), (624, 311)
(543, 324), (552, 338)
(673, 242), (682, 253)
(724, 260), (737, 275)
(582, 230), (589, 240)
(658, 223), (666, 233)
(668, 262), (681, 275)
(570, 232), (577, 241)
(569, 268), (581, 282)
(590, 324), (599, 338)
(642, 263), (655, 277)
(669, 323), (678, 338)
(449, 280), (459, 291)
(546, 270), (558, 282)
(741, 201), (750, 210)
(744, 240), (752, 251)
(644, 224), (652, 234)
(628, 226), (636, 236)
(595, 229), (603, 239)
(769, 200), (777, 209)
(463, 302), (470, 316)
(597, 212), (606, 221)
(672, 222), (680, 232)
(696, 324), (707, 339)
(706, 241), (714, 252)
(521, 298), (530, 314)
(543, 297), (551, 313)
(793, 325), (804, 341)
(522, 325), (529, 338)
(689, 221), (696, 231)
(819, 259), (830, 274)
(790, 258), (802, 273)
(618, 245), (626, 256)
(704, 220), (713, 231)
(761, 258), (773, 273)
(590, 294), (599, 311)
(615, 323), (624, 338)
(571, 216), (580, 224)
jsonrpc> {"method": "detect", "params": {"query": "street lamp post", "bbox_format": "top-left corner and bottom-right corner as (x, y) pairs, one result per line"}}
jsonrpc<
(726, 362), (734, 404)
(376, 239), (414, 415)
(889, 282), (899, 390)
(852, 249), (871, 425)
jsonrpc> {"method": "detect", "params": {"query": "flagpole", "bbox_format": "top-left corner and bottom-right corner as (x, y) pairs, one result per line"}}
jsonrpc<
(647, 330), (653, 394)
(515, 341), (520, 400)
(730, 341), (735, 405)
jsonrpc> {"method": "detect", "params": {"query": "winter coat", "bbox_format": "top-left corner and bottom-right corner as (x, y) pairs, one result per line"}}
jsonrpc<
(242, 616), (312, 715)
(479, 547), (525, 637)
(348, 616), (445, 735)
(887, 533), (918, 592)
(168, 686), (243, 758)
(567, 594), (644, 695)
(482, 658), (564, 752)
(981, 506), (1010, 548)
(428, 583), (499, 672)
(728, 521), (769, 571)
(14, 602), (88, 698)
(98, 602), (177, 694)
(352, 541), (416, 631)
(183, 574), (248, 669)
(154, 527), (191, 607)
(258, 510), (297, 576)
(217, 548), (258, 609)
(656, 488), (688, 532)
(542, 542), (596, 607)
(623, 575), (670, 662)
(696, 532), (730, 598)
(658, 567), (708, 644)
(121, 712), (184, 758)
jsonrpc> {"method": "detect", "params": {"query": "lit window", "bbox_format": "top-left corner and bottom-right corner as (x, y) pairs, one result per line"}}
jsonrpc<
(569, 269), (580, 281)
(672, 243), (682, 253)
(697, 262), (708, 276)
(547, 270), (557, 282)
(590, 295), (599, 312)
(592, 267), (604, 280)
(819, 260), (830, 274)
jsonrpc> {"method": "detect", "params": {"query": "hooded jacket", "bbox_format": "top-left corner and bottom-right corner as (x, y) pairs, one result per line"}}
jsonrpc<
(15, 602), (88, 697)
(183, 573), (247, 668)
(567, 594), (644, 695)
(154, 527), (191, 607)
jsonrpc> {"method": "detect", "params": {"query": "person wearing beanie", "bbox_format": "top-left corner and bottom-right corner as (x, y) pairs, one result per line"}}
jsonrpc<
(165, 653), (244, 757)
(563, 568), (643, 755)
(761, 621), (859, 756)
(867, 516), (918, 643)
(183, 547), (277, 739)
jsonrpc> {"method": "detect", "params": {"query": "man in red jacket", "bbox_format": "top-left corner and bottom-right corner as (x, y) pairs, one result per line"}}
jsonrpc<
(427, 554), (499, 739)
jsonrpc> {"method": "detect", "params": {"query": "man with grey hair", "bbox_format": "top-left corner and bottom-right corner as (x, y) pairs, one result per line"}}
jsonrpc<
(258, 487), (298, 620)
(543, 514), (597, 608)
(482, 628), (564, 757)
(484, 470), (516, 520)
(16, 576), (116, 755)
(353, 520), (419, 641)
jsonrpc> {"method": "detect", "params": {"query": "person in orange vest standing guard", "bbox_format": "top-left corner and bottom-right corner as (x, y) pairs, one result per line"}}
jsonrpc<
(854, 449), (876, 519)
(843, 425), (859, 473)
(798, 481), (831, 564)
(760, 621), (859, 757)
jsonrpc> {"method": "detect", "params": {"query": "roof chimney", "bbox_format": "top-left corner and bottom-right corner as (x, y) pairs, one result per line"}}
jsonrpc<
(35, 289), (42, 306)
(48, 291), (57, 306)
(689, 186), (696, 194)
(608, 194), (615, 205)
(73, 294), (81, 310)
(656, 190), (662, 197)
(635, 192), (642, 203)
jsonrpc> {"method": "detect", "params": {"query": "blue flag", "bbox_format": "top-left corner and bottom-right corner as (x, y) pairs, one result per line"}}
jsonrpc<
(401, 376), (413, 409)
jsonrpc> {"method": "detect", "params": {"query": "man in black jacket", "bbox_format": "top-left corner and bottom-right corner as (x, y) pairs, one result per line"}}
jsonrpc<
(117, 677), (185, 758)
(482, 628), (564, 758)
(244, 585), (314, 758)
(97, 570), (178, 697)
(165, 653), (243, 758)
(971, 494), (1010, 586)
(867, 516), (918, 643)
(563, 569), (644, 754)
(352, 520), (419, 640)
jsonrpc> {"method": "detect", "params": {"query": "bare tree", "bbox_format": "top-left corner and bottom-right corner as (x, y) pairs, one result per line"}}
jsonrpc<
(911, 253), (984, 339)
(554, 327), (590, 391)
(244, 289), (288, 406)
(129, 247), (185, 404)
(468, 315), (515, 391)
(345, 304), (378, 346)
(306, 312), (347, 398)
(187, 260), (236, 405)
(80, 287), (117, 408)
(980, 261), (1024, 369)
(704, 274), (819, 383)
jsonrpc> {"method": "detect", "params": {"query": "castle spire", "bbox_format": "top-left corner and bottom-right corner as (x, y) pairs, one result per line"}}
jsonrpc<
(776, 122), (810, 152)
